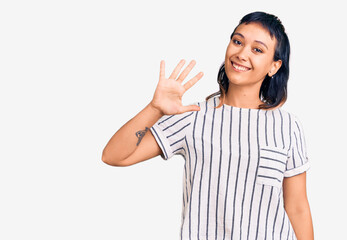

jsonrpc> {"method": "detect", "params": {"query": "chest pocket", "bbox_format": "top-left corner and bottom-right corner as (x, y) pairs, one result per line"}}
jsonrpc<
(256, 146), (288, 188)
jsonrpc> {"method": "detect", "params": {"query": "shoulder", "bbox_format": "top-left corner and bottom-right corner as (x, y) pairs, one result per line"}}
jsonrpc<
(197, 96), (222, 110)
(189, 97), (216, 113)
(277, 108), (306, 135)
(275, 108), (301, 121)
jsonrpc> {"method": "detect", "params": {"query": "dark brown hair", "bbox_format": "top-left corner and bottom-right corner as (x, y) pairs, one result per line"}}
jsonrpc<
(207, 11), (290, 109)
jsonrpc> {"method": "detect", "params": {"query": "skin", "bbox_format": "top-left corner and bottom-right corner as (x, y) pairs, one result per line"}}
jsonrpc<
(102, 22), (314, 239)
(224, 22), (282, 109)
(102, 59), (202, 166)
(283, 172), (314, 239)
(222, 22), (314, 239)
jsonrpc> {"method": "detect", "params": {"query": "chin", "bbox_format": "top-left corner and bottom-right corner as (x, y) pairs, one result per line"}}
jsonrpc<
(225, 72), (246, 85)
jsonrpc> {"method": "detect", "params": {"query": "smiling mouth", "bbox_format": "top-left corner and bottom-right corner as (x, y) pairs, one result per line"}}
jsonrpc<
(231, 61), (251, 72)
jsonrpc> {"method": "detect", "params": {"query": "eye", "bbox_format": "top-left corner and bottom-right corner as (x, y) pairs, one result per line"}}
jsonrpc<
(232, 39), (242, 45)
(253, 48), (263, 53)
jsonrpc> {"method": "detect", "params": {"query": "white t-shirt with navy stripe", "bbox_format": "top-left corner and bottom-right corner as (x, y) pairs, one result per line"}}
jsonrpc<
(150, 96), (310, 240)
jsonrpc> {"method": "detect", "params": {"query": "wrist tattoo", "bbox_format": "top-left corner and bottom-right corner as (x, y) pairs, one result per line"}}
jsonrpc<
(135, 127), (149, 146)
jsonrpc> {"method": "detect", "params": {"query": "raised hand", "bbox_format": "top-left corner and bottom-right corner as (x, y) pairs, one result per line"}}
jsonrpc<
(150, 59), (204, 116)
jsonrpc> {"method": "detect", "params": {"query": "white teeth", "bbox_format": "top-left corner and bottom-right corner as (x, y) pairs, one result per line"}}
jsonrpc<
(232, 62), (249, 71)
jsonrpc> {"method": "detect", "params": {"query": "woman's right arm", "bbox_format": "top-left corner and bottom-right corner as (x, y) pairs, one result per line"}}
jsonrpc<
(102, 59), (203, 167)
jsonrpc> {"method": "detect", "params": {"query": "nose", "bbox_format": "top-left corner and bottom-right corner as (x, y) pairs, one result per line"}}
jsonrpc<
(236, 47), (249, 62)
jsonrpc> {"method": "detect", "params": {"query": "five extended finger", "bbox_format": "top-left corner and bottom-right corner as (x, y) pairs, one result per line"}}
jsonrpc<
(183, 72), (204, 91)
(168, 59), (186, 80)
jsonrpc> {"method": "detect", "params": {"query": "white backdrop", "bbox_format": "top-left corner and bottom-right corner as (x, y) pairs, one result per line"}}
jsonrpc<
(1, 0), (346, 239)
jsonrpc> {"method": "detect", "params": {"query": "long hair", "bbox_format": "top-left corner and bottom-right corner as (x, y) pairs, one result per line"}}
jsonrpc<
(207, 11), (291, 109)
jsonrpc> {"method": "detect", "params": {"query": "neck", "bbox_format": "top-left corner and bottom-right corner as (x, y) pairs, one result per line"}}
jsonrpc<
(224, 83), (264, 109)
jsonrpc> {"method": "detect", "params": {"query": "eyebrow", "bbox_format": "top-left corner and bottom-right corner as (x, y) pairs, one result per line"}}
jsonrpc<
(233, 32), (269, 50)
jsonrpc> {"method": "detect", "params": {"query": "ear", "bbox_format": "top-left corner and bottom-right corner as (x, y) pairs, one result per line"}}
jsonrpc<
(268, 60), (282, 77)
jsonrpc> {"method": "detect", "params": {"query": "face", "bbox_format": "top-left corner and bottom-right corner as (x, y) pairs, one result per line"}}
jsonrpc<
(224, 22), (282, 87)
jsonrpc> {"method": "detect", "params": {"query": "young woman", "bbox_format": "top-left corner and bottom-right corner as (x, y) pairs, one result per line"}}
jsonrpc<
(102, 11), (314, 240)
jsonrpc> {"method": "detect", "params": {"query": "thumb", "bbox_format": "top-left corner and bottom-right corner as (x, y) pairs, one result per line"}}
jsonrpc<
(180, 104), (201, 113)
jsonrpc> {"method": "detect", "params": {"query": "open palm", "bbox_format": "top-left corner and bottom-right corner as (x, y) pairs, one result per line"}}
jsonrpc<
(150, 59), (203, 115)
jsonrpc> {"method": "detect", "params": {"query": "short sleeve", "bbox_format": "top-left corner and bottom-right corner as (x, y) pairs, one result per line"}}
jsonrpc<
(150, 111), (195, 160)
(284, 115), (310, 177)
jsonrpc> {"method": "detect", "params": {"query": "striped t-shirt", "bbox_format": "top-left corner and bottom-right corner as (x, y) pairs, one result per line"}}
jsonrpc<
(150, 96), (310, 240)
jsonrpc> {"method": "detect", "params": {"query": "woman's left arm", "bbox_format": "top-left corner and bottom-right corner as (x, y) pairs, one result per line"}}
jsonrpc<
(283, 172), (314, 240)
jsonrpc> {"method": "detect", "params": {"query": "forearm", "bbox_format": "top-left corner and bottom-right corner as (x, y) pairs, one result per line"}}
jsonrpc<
(102, 59), (203, 166)
(286, 204), (314, 240)
(102, 102), (163, 165)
